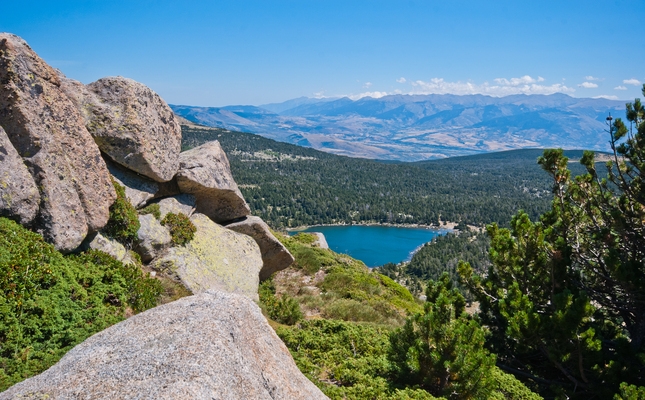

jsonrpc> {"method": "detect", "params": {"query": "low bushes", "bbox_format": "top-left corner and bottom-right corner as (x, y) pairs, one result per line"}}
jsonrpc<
(161, 212), (196, 246)
(0, 217), (162, 391)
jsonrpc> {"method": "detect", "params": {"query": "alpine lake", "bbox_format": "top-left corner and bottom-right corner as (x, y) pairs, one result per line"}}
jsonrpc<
(289, 225), (451, 268)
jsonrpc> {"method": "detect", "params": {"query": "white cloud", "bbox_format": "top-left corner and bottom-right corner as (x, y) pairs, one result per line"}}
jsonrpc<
(579, 82), (598, 88)
(407, 76), (575, 97)
(493, 75), (539, 86)
(593, 95), (618, 100)
(343, 75), (576, 100)
(396, 77), (406, 83)
(585, 75), (600, 81)
(363, 82), (373, 89)
(623, 78), (642, 86)
(349, 91), (388, 100)
(614, 86), (627, 90)
(312, 91), (327, 98)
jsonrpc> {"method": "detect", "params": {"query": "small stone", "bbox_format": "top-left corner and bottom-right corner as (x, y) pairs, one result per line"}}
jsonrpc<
(135, 214), (172, 262)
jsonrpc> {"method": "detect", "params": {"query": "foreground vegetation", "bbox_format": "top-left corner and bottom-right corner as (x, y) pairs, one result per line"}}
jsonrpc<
(182, 126), (591, 228)
(458, 89), (645, 398)
(0, 218), (163, 390)
(260, 232), (541, 399)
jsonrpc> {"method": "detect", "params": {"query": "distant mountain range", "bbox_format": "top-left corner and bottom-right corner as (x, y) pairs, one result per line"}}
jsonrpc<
(171, 93), (626, 161)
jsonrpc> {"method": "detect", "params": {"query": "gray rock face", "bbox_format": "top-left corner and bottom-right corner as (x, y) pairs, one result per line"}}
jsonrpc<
(0, 290), (328, 400)
(80, 76), (182, 182)
(135, 214), (172, 262)
(104, 157), (159, 209)
(0, 33), (116, 251)
(226, 216), (295, 281)
(153, 213), (262, 300)
(155, 194), (196, 219)
(0, 125), (40, 224)
(176, 141), (250, 223)
(84, 232), (135, 265)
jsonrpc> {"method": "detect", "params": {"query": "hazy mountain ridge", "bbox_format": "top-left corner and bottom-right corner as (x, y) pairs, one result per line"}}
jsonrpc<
(171, 93), (625, 161)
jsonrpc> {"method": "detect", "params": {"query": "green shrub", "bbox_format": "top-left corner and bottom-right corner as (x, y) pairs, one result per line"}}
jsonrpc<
(259, 279), (303, 325)
(161, 212), (196, 246)
(103, 180), (140, 245)
(0, 217), (162, 390)
(138, 203), (161, 220)
(389, 274), (497, 399)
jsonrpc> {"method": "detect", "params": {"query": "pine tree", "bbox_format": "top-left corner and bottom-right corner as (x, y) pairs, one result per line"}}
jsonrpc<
(389, 273), (496, 399)
(459, 85), (645, 398)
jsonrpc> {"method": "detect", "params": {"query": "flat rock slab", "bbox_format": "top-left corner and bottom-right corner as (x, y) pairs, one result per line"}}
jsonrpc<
(0, 125), (39, 224)
(226, 216), (295, 281)
(0, 290), (328, 400)
(154, 213), (262, 300)
(176, 141), (250, 223)
(0, 33), (115, 251)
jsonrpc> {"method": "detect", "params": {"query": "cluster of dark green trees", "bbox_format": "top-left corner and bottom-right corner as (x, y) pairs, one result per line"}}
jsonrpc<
(182, 127), (592, 229)
(456, 88), (645, 398)
(378, 230), (491, 298)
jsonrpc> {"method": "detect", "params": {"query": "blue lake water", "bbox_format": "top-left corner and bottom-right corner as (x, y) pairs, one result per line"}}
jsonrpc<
(289, 225), (451, 267)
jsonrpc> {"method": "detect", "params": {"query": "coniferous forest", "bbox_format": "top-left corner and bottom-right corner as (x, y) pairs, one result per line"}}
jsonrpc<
(183, 126), (590, 229)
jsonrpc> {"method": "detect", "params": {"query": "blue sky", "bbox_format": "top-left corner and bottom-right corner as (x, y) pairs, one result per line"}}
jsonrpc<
(2, 1), (644, 106)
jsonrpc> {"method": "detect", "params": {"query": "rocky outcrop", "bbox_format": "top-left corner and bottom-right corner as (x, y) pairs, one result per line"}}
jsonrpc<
(155, 194), (196, 219)
(135, 214), (172, 262)
(0, 125), (40, 224)
(175, 141), (250, 223)
(0, 33), (116, 251)
(0, 290), (328, 400)
(226, 216), (295, 281)
(104, 157), (159, 209)
(79, 76), (181, 182)
(83, 232), (135, 265)
(154, 213), (262, 300)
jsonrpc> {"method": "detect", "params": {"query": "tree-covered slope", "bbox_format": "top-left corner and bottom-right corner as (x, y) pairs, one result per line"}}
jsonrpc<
(182, 126), (591, 229)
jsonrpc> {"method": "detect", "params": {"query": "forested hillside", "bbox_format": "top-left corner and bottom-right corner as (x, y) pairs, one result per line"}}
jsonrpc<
(182, 126), (590, 229)
(377, 230), (490, 298)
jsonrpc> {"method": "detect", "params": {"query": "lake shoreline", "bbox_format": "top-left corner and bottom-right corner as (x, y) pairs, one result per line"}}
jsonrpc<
(286, 220), (459, 232)
(286, 223), (455, 267)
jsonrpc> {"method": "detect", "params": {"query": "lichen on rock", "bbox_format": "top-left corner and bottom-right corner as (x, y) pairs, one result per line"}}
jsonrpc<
(153, 213), (262, 300)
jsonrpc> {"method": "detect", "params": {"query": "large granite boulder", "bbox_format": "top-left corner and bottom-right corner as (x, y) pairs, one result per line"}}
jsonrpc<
(0, 125), (40, 224)
(135, 214), (172, 262)
(0, 33), (116, 251)
(76, 76), (181, 182)
(226, 216), (295, 281)
(0, 290), (328, 400)
(176, 141), (250, 223)
(154, 213), (262, 300)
